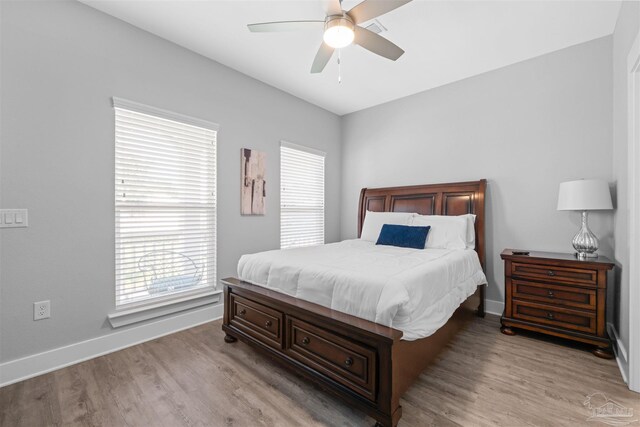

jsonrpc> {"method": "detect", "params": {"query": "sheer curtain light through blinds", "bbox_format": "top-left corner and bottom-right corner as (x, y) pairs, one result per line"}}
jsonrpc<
(113, 98), (218, 306)
(280, 141), (325, 249)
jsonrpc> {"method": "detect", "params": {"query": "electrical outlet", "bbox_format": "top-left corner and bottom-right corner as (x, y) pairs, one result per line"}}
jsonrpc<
(34, 300), (50, 320)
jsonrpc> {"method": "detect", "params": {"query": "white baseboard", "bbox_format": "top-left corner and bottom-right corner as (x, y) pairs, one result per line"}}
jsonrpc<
(615, 352), (629, 385)
(485, 299), (504, 316)
(607, 323), (629, 384)
(608, 323), (629, 362)
(0, 303), (223, 388)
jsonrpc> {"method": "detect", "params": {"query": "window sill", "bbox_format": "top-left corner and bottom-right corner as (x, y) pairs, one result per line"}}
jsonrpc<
(108, 288), (222, 328)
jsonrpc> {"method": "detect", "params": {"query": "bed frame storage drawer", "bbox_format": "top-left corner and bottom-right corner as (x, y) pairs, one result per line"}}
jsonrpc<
(512, 279), (596, 310)
(229, 294), (283, 349)
(512, 300), (596, 334)
(511, 262), (597, 287)
(285, 317), (377, 401)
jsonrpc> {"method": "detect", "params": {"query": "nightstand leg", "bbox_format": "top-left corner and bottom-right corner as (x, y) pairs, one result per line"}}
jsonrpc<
(592, 346), (614, 359)
(500, 326), (516, 336)
(224, 334), (237, 343)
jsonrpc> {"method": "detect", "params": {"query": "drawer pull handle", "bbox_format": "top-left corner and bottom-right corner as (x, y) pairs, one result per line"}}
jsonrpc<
(547, 290), (555, 298)
(546, 312), (554, 320)
(547, 270), (556, 277)
(265, 320), (272, 328)
(239, 309), (246, 316)
(301, 336), (310, 345)
(345, 357), (353, 367)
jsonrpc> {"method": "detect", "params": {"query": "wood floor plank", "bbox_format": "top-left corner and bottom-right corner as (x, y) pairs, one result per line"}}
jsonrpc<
(0, 380), (23, 426)
(1, 315), (637, 427)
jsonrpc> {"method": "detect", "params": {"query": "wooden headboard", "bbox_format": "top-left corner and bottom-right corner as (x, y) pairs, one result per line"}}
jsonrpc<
(358, 180), (487, 270)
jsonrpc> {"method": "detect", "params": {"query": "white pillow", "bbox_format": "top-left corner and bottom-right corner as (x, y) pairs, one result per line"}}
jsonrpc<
(460, 214), (476, 249)
(410, 214), (468, 249)
(360, 211), (415, 242)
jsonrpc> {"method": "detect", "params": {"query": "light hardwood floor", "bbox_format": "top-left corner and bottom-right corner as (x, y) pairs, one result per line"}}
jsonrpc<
(1, 315), (638, 427)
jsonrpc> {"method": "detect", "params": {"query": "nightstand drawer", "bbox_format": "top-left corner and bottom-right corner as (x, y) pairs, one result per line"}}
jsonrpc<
(511, 262), (597, 287)
(512, 279), (596, 310)
(512, 300), (596, 334)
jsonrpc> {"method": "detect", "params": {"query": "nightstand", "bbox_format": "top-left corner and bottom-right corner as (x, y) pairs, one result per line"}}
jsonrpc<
(500, 249), (615, 358)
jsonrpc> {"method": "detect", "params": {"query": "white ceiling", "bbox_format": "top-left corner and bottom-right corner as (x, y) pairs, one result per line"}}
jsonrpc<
(80, 0), (622, 115)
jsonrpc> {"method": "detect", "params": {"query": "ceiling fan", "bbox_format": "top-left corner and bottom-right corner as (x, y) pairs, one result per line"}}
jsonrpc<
(247, 0), (412, 73)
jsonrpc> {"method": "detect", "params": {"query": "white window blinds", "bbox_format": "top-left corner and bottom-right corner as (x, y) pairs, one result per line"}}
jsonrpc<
(114, 98), (218, 306)
(280, 141), (325, 249)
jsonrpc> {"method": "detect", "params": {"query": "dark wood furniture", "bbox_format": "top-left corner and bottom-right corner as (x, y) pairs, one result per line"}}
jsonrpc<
(500, 249), (615, 358)
(222, 180), (487, 427)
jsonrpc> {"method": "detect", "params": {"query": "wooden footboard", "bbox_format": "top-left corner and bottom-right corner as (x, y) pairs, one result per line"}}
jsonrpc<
(222, 277), (485, 427)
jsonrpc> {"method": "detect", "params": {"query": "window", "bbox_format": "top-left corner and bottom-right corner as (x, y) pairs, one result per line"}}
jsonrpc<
(280, 141), (325, 248)
(114, 98), (217, 307)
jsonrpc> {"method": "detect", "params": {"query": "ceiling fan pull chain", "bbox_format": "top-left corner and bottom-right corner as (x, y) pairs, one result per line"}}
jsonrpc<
(338, 49), (342, 84)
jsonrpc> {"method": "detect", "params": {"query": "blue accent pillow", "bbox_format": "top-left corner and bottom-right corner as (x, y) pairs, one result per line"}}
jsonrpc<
(375, 224), (431, 249)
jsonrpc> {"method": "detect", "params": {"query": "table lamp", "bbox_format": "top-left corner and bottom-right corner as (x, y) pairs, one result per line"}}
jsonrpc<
(557, 179), (613, 259)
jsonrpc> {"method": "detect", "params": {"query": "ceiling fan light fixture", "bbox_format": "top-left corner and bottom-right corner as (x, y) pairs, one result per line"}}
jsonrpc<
(323, 16), (355, 48)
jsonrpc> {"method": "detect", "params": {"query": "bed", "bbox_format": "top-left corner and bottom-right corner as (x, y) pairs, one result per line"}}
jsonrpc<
(221, 180), (487, 427)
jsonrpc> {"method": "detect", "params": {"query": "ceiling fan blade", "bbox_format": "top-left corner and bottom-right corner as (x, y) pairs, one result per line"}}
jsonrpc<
(310, 42), (335, 73)
(347, 0), (412, 24)
(354, 26), (404, 60)
(247, 21), (324, 32)
(325, 0), (343, 16)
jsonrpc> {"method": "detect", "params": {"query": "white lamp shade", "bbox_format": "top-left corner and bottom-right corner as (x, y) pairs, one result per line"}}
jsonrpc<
(557, 179), (613, 211)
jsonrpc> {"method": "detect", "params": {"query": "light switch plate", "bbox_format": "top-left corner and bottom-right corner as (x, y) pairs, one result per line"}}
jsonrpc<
(0, 209), (28, 228)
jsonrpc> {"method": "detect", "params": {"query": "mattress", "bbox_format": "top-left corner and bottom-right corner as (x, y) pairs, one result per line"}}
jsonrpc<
(237, 239), (487, 340)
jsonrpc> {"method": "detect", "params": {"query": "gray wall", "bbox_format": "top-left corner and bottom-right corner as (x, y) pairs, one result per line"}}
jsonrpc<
(0, 0), (341, 362)
(612, 0), (640, 371)
(340, 37), (614, 307)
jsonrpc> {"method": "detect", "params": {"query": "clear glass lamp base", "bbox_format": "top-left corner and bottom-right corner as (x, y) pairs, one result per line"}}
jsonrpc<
(573, 211), (599, 259)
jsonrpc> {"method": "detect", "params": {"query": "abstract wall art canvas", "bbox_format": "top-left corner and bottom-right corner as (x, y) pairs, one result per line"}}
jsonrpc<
(241, 148), (266, 215)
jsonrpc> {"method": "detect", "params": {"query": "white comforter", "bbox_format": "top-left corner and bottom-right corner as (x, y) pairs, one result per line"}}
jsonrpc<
(237, 239), (487, 340)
